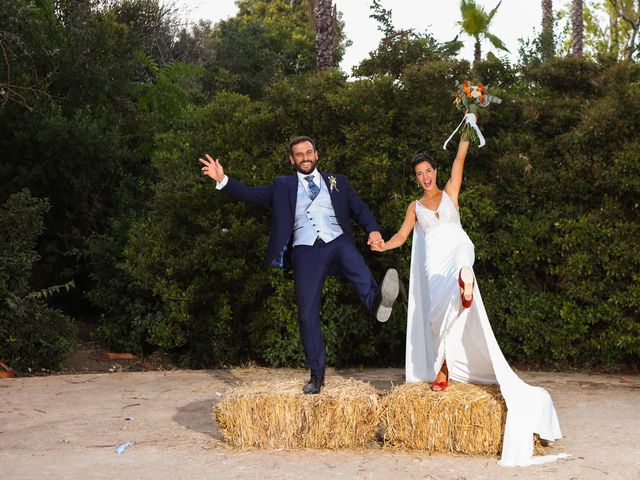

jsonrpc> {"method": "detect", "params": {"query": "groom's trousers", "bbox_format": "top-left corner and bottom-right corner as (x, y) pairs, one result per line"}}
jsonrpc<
(291, 235), (378, 378)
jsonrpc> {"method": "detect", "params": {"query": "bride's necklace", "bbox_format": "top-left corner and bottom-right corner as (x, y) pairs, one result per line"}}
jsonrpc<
(422, 191), (443, 220)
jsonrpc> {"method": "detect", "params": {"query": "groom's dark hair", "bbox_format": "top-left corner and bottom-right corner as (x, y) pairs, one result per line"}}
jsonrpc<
(411, 153), (438, 173)
(289, 135), (317, 155)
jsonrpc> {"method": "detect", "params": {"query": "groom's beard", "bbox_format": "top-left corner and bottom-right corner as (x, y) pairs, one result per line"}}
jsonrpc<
(295, 159), (317, 174)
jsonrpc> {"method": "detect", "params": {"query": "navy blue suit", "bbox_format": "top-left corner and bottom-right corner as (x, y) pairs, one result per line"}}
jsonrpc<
(221, 173), (380, 376)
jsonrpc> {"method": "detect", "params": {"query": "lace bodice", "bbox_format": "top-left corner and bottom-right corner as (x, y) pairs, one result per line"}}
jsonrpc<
(415, 190), (461, 234)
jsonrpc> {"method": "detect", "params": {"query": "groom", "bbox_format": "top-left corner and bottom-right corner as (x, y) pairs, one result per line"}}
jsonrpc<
(199, 136), (399, 394)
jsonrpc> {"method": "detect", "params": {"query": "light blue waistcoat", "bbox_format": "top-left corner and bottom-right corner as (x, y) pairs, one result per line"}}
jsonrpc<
(293, 177), (344, 246)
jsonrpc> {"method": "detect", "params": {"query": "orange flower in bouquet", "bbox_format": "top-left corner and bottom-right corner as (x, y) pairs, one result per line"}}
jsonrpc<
(444, 80), (501, 148)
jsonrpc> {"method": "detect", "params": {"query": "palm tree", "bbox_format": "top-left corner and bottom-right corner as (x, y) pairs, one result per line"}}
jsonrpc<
(458, 0), (509, 63)
(541, 0), (555, 59)
(571, 0), (584, 56)
(312, 0), (336, 70)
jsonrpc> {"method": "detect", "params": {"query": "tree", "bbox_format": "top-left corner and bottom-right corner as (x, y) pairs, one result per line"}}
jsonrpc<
(171, 20), (214, 66)
(355, 1), (461, 78)
(458, 0), (509, 62)
(556, 0), (636, 60)
(541, 0), (555, 59)
(57, 0), (90, 21)
(1, 0), (190, 321)
(0, 37), (50, 111)
(107, 0), (185, 66)
(312, 0), (336, 70)
(606, 0), (640, 60)
(353, 30), (461, 78)
(201, 0), (316, 98)
(369, 0), (394, 36)
(571, 0), (585, 55)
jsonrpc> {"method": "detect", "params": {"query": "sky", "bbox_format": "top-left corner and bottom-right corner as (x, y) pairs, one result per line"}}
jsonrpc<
(176, 0), (550, 72)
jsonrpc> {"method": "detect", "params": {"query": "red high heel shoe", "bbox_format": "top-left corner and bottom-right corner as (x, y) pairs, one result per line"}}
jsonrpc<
(431, 380), (448, 391)
(458, 267), (475, 309)
(432, 362), (449, 391)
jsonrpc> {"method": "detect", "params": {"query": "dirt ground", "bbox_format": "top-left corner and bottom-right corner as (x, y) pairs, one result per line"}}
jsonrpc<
(1, 352), (639, 480)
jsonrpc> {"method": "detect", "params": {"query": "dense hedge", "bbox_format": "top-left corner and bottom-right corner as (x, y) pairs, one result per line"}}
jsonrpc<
(2, 1), (639, 372)
(90, 59), (640, 370)
(0, 191), (74, 371)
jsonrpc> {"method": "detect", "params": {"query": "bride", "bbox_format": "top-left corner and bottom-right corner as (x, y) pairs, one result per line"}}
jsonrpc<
(371, 138), (565, 467)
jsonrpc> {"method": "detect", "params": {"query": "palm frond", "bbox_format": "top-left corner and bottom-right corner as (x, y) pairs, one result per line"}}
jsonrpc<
(485, 32), (509, 52)
(459, 0), (490, 36)
(486, 0), (502, 24)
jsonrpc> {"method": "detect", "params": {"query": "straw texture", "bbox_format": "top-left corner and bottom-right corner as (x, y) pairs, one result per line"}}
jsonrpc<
(214, 378), (544, 456)
(213, 378), (381, 449)
(381, 382), (506, 454)
(381, 382), (544, 456)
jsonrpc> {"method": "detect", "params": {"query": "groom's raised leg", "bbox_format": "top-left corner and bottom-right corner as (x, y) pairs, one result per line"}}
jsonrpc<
(333, 237), (399, 322)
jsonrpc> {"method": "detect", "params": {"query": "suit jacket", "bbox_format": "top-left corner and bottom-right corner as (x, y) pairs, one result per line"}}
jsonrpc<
(222, 173), (380, 268)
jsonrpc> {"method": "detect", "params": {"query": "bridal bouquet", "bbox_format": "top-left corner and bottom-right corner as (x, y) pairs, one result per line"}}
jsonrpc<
(443, 80), (501, 149)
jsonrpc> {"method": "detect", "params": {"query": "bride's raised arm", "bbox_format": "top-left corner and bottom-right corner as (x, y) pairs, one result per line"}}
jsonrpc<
(371, 202), (417, 252)
(444, 138), (470, 208)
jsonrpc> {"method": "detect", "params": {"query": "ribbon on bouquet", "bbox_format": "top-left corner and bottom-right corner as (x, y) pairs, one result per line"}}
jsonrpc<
(442, 112), (486, 150)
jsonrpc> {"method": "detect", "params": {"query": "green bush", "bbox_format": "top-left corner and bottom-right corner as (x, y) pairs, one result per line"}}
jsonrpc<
(4, 2), (637, 370)
(0, 191), (74, 371)
(92, 58), (640, 370)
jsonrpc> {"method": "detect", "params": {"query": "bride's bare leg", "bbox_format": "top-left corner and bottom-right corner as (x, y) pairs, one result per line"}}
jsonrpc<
(431, 361), (448, 391)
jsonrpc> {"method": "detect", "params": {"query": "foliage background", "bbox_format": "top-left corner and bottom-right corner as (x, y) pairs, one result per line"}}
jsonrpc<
(1, 0), (638, 372)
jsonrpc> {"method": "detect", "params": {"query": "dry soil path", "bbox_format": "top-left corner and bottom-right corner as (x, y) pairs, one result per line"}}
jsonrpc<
(1, 368), (639, 480)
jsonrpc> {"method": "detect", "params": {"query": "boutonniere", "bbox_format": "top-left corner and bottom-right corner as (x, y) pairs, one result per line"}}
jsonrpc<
(328, 175), (339, 193)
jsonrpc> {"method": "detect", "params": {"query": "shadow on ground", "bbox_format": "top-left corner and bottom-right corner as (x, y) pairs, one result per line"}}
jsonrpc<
(173, 398), (223, 439)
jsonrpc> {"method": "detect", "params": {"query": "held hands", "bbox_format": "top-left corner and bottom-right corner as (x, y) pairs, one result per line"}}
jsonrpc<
(370, 239), (387, 252)
(198, 154), (224, 182)
(367, 231), (387, 252)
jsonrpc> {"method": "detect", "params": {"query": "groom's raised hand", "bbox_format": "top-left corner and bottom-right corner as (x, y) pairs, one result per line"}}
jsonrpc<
(199, 154), (225, 182)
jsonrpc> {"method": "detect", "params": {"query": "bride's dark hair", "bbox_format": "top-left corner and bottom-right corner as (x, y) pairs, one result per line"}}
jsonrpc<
(411, 153), (438, 173)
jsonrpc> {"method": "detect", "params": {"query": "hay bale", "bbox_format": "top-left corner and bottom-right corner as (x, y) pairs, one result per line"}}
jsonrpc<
(213, 377), (381, 449)
(381, 382), (508, 455)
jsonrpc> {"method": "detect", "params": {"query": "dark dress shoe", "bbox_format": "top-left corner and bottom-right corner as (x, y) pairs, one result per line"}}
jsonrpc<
(374, 268), (399, 323)
(303, 375), (325, 395)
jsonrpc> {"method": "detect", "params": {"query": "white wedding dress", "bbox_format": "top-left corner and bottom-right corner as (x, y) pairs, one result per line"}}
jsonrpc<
(406, 191), (565, 467)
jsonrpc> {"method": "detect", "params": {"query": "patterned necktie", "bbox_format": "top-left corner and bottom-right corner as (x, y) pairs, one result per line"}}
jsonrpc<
(305, 175), (320, 200)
